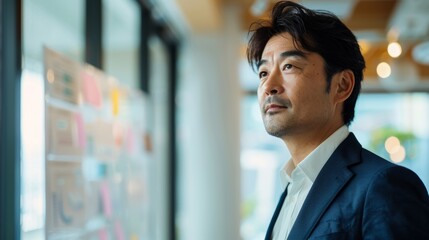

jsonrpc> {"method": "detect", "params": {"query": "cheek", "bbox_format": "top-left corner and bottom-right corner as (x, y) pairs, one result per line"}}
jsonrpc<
(289, 85), (322, 109)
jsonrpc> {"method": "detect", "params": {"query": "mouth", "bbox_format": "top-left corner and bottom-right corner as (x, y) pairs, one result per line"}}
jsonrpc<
(265, 104), (287, 113)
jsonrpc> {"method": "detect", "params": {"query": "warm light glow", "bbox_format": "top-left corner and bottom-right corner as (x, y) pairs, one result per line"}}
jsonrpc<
(387, 28), (399, 42)
(358, 40), (370, 55)
(376, 62), (391, 78)
(390, 145), (406, 163)
(385, 136), (401, 154)
(388, 42), (402, 58)
(47, 69), (55, 83)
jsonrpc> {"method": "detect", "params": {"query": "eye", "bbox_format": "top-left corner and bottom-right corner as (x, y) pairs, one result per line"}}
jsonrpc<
(282, 64), (293, 71)
(259, 71), (268, 79)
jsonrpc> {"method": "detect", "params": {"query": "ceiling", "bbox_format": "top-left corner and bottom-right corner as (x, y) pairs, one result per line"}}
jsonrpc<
(175, 0), (429, 86)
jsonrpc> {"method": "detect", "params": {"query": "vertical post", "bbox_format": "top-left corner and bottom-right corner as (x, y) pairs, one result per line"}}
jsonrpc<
(167, 41), (178, 240)
(85, 0), (103, 69)
(139, 5), (150, 93)
(151, 23), (178, 240)
(0, 0), (22, 239)
(177, 5), (241, 240)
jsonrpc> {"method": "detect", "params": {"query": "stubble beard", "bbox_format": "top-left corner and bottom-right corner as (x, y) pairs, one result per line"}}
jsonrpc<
(263, 113), (290, 138)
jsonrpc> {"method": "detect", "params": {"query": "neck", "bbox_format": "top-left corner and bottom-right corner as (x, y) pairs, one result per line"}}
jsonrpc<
(283, 123), (344, 167)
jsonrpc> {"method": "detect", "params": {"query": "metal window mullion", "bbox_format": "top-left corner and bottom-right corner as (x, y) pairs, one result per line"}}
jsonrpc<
(85, 0), (103, 69)
(0, 0), (22, 239)
(139, 4), (151, 93)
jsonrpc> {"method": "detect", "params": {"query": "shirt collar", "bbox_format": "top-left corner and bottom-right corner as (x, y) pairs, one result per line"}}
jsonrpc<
(279, 125), (349, 187)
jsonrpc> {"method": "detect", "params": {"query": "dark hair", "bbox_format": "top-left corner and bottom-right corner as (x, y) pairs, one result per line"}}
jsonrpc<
(247, 1), (365, 126)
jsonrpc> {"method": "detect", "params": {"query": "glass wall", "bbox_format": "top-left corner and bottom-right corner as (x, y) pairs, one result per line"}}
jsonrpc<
(21, 0), (85, 239)
(103, 0), (140, 89)
(21, 0), (177, 239)
(352, 93), (429, 187)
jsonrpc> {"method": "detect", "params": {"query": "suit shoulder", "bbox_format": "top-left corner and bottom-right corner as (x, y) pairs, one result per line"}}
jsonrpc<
(360, 148), (428, 194)
(359, 148), (395, 171)
(352, 148), (426, 188)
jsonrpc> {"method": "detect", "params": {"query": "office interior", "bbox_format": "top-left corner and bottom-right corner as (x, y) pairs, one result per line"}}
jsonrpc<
(1, 0), (429, 239)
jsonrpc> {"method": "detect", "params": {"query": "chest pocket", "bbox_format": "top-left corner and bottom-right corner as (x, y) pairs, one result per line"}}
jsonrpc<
(308, 219), (351, 240)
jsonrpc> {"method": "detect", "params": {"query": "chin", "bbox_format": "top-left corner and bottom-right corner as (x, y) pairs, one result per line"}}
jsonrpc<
(265, 126), (288, 138)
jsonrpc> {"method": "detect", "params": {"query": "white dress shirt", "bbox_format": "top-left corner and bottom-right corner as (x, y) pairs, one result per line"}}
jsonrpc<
(272, 126), (349, 240)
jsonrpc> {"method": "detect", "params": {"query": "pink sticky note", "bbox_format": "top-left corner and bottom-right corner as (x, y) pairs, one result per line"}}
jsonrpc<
(74, 113), (86, 149)
(115, 221), (125, 240)
(82, 72), (102, 107)
(98, 228), (108, 240)
(126, 128), (134, 154)
(100, 181), (112, 218)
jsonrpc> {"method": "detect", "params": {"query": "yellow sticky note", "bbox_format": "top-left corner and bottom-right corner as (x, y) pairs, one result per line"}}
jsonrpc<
(111, 88), (120, 116)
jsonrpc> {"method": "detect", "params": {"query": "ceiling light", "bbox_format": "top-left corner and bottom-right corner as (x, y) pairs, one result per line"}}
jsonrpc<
(387, 42), (402, 58)
(377, 62), (391, 79)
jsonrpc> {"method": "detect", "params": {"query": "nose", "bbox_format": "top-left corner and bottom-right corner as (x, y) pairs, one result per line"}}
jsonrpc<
(263, 70), (285, 96)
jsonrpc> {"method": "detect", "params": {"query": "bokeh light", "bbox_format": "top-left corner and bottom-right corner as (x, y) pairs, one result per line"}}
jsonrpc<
(388, 42), (402, 58)
(385, 136), (406, 163)
(390, 145), (406, 163)
(377, 62), (391, 78)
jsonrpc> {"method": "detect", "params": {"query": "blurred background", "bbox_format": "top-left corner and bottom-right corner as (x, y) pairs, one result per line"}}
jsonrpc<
(1, 0), (429, 239)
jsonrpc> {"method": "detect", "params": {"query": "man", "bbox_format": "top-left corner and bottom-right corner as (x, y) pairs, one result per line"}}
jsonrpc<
(246, 1), (429, 239)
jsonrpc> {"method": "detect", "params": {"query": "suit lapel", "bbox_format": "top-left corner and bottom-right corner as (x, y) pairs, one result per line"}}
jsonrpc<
(287, 133), (361, 240)
(265, 183), (289, 240)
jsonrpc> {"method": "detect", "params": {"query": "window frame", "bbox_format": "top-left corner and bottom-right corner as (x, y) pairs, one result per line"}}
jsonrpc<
(0, 0), (22, 239)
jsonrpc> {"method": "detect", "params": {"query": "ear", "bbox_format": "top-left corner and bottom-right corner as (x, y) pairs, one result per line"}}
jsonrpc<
(332, 69), (355, 104)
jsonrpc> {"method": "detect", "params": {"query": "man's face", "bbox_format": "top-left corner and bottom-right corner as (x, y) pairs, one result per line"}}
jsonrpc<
(257, 33), (337, 138)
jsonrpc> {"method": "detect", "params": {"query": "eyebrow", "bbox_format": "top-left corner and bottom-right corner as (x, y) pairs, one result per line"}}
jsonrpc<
(257, 50), (307, 70)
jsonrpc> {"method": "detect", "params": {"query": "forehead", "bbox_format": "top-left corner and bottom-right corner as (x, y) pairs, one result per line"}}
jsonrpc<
(262, 33), (297, 57)
(260, 33), (325, 68)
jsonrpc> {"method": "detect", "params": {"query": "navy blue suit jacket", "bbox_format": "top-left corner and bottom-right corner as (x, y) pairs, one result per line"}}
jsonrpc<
(265, 133), (429, 240)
